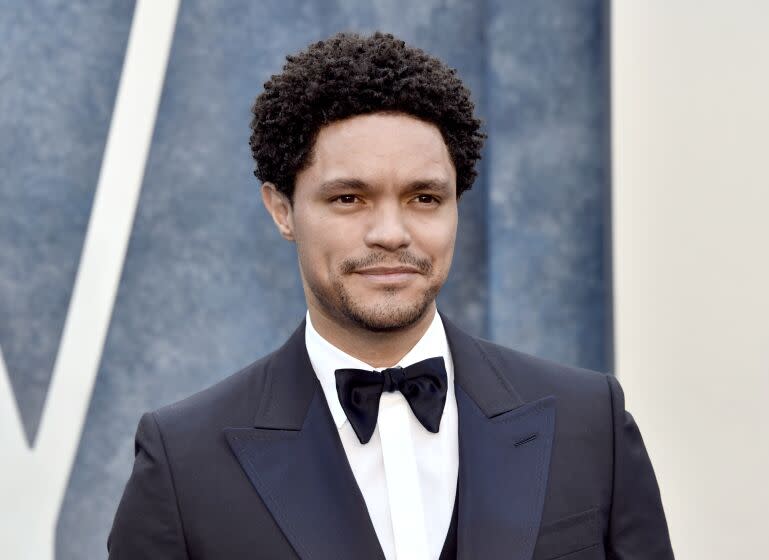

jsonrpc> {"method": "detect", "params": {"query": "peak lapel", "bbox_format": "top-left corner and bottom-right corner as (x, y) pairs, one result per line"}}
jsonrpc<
(442, 315), (556, 560)
(224, 321), (384, 560)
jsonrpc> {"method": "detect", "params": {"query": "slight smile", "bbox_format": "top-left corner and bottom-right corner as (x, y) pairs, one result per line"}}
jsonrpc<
(354, 267), (422, 285)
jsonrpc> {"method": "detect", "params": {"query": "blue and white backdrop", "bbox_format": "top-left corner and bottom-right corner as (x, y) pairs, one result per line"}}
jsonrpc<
(2, 1), (767, 559)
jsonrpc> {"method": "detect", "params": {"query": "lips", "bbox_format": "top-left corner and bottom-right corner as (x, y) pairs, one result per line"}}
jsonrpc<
(353, 266), (422, 286)
(354, 267), (421, 275)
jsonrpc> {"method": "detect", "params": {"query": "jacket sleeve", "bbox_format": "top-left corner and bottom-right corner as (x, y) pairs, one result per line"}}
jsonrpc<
(606, 374), (675, 559)
(107, 412), (189, 560)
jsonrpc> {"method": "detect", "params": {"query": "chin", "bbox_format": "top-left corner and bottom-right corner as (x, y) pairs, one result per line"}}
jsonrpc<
(308, 274), (441, 332)
(340, 294), (437, 332)
(345, 310), (426, 332)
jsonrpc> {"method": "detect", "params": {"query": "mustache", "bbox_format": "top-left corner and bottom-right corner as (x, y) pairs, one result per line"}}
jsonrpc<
(340, 252), (432, 275)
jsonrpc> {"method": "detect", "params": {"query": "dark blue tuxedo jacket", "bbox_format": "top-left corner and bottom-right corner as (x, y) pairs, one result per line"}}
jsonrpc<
(108, 314), (673, 559)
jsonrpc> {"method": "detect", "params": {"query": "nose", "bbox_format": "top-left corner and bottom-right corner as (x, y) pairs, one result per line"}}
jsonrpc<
(363, 201), (412, 251)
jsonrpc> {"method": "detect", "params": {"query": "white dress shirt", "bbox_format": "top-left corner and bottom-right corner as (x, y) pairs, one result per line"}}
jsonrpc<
(304, 310), (459, 560)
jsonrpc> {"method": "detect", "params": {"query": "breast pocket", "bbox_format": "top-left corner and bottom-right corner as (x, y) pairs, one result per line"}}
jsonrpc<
(533, 507), (604, 560)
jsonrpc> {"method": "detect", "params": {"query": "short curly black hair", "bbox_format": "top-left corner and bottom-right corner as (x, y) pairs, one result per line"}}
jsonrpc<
(249, 31), (485, 202)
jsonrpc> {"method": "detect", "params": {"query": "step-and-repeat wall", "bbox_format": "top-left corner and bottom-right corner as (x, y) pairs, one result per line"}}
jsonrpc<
(1, 2), (610, 559)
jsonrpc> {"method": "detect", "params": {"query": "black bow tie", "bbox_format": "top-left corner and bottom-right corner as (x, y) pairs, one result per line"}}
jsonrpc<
(334, 356), (448, 444)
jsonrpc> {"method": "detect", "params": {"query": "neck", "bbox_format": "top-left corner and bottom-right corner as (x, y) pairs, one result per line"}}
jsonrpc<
(307, 302), (437, 368)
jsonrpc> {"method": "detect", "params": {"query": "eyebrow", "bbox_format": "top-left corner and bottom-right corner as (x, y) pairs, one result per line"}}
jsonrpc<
(317, 178), (452, 197)
(317, 178), (367, 196)
(404, 179), (452, 195)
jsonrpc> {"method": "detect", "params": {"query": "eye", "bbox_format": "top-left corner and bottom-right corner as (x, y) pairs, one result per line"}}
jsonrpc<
(333, 194), (359, 204)
(414, 194), (439, 204)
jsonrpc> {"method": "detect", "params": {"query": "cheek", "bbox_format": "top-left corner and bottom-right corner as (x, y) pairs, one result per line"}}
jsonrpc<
(432, 212), (458, 251)
(293, 219), (325, 275)
(420, 222), (457, 271)
(295, 216), (358, 274)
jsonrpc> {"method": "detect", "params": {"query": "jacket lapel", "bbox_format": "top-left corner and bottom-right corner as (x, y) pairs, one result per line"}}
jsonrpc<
(442, 314), (556, 560)
(224, 314), (555, 559)
(224, 321), (384, 560)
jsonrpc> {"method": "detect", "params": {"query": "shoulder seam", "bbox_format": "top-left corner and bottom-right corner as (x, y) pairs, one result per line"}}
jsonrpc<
(150, 411), (192, 558)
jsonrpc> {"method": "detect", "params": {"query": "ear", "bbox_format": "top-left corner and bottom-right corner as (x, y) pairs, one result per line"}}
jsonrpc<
(261, 182), (295, 241)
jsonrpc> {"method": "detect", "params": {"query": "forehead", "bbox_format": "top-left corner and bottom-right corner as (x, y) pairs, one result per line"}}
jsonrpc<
(299, 112), (456, 188)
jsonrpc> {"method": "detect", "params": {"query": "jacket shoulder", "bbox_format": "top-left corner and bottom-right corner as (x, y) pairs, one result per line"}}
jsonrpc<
(151, 349), (276, 433)
(472, 336), (612, 405)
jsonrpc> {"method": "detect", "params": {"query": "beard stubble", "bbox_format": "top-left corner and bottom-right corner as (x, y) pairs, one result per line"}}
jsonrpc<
(308, 251), (442, 332)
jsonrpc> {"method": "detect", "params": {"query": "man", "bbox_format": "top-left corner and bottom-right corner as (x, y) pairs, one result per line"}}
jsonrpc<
(108, 32), (673, 559)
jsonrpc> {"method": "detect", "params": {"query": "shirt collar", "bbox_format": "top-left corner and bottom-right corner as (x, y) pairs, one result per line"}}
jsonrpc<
(304, 309), (452, 430)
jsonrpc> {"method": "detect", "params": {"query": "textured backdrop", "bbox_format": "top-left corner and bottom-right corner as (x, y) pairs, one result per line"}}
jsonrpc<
(0, 1), (610, 558)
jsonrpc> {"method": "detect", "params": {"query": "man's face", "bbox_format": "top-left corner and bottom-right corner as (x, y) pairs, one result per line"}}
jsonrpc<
(281, 112), (458, 332)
